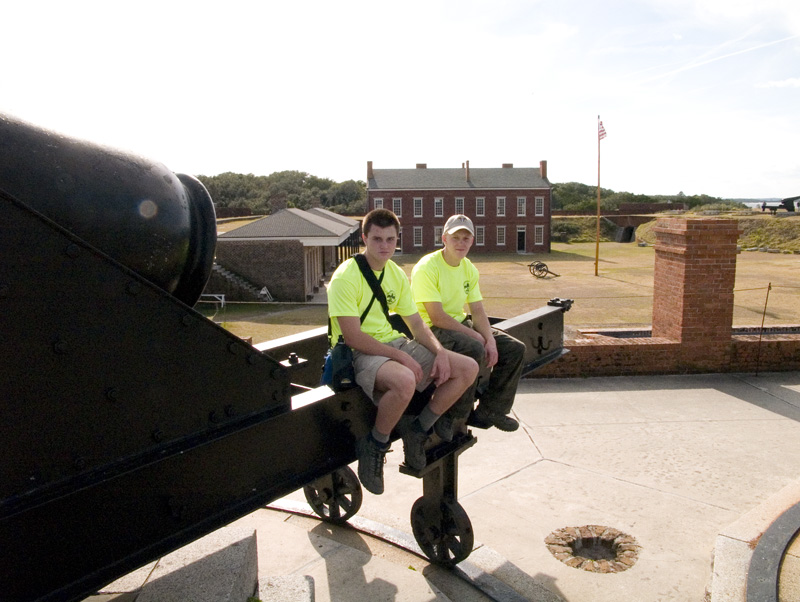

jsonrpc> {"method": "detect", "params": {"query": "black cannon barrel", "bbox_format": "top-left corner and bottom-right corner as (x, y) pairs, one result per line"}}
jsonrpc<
(0, 113), (216, 306)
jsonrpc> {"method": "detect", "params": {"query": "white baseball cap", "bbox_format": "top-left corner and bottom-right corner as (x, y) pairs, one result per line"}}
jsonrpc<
(443, 214), (475, 236)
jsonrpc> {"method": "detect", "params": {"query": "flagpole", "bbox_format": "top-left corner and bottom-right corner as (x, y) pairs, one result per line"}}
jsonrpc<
(595, 115), (601, 276)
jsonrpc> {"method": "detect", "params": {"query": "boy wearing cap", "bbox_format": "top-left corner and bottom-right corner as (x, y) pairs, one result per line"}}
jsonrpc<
(411, 214), (526, 438)
(327, 209), (478, 495)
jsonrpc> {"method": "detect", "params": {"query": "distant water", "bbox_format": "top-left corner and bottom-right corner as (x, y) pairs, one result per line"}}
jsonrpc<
(740, 200), (780, 209)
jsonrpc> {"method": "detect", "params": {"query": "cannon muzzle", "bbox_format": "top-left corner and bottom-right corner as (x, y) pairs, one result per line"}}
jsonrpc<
(0, 113), (216, 305)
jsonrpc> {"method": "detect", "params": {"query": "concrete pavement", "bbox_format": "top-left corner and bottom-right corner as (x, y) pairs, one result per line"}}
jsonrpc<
(92, 371), (800, 601)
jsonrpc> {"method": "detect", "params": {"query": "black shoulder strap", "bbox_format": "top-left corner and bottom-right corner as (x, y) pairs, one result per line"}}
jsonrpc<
(354, 253), (390, 322)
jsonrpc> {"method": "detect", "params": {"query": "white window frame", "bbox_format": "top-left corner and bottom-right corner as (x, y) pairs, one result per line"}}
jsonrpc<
(414, 197), (423, 218)
(393, 197), (402, 217)
(434, 197), (443, 217)
(413, 226), (423, 247)
(476, 225), (485, 246)
(535, 196), (544, 216)
(476, 197), (485, 217)
(434, 226), (443, 247)
(535, 225), (544, 245)
(374, 197), (384, 210)
(517, 196), (526, 217)
(497, 225), (506, 246)
(455, 197), (464, 215)
(497, 197), (506, 217)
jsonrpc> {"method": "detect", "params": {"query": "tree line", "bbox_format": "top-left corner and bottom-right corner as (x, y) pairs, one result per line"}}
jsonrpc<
(196, 171), (740, 218)
(552, 182), (737, 212)
(196, 171), (366, 216)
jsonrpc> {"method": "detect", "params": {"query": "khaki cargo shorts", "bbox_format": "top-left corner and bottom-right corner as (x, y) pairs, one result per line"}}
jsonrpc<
(352, 337), (435, 403)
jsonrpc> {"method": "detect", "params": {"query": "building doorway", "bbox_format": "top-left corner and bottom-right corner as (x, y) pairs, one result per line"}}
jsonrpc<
(517, 226), (526, 253)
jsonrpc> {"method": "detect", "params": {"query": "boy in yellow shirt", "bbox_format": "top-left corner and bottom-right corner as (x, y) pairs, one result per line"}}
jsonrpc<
(411, 215), (525, 438)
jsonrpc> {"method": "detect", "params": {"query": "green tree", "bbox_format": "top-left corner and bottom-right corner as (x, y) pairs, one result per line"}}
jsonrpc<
(197, 170), (366, 216)
(196, 172), (271, 210)
(325, 180), (365, 207)
(552, 182), (615, 212)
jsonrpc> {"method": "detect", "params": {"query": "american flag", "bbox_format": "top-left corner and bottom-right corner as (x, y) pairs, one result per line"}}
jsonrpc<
(598, 120), (607, 140)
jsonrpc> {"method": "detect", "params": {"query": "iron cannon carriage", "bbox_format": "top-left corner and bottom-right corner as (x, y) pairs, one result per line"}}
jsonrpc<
(0, 114), (572, 602)
(528, 260), (560, 278)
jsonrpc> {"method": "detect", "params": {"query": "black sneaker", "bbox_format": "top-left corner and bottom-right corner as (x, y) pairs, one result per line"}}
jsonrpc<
(434, 413), (455, 442)
(356, 435), (389, 495)
(467, 408), (492, 429)
(396, 416), (429, 470)
(489, 413), (519, 432)
(468, 408), (519, 432)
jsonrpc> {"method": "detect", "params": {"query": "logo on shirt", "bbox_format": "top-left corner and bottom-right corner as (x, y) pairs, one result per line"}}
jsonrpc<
(386, 290), (397, 306)
(463, 281), (470, 295)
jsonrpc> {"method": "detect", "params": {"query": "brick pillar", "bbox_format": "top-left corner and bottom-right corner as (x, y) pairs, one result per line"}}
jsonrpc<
(652, 218), (740, 345)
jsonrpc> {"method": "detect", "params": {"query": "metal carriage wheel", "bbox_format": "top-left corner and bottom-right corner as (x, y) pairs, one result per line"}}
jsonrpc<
(529, 261), (548, 278)
(410, 497), (474, 566)
(303, 466), (363, 524)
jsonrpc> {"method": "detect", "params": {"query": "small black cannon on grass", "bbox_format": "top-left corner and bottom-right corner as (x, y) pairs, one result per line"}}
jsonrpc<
(529, 260), (560, 278)
(0, 114), (573, 602)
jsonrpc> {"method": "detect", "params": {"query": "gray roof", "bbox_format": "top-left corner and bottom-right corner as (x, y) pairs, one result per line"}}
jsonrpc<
(369, 167), (550, 191)
(219, 208), (355, 242)
(307, 207), (360, 228)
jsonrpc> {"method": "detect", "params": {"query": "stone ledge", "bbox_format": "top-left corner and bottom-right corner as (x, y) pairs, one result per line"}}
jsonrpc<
(709, 479), (800, 601)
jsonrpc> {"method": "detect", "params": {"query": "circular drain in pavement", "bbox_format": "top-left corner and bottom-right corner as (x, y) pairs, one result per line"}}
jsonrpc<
(545, 525), (640, 573)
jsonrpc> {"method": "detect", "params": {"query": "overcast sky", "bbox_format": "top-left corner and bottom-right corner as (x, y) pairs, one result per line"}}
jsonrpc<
(3, 0), (798, 199)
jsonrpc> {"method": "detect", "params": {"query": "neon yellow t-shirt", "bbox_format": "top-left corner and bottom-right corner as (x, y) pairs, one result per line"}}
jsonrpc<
(327, 257), (417, 344)
(410, 250), (482, 327)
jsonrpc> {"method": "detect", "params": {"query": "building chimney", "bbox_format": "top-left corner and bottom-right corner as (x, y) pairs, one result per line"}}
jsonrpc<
(502, 163), (513, 168)
(416, 163), (427, 169)
(465, 160), (470, 182)
(367, 161), (374, 180)
(540, 160), (548, 180)
(270, 193), (288, 213)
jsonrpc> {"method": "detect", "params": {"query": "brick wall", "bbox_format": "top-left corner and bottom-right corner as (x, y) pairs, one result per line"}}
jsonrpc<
(529, 217), (800, 378)
(652, 218), (739, 345)
(552, 203), (686, 217)
(215, 239), (306, 301)
(550, 212), (654, 229)
(532, 335), (800, 378)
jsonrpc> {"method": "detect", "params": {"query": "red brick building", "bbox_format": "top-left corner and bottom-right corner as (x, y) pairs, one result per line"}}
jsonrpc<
(366, 161), (552, 254)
